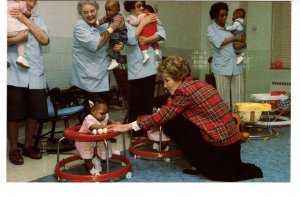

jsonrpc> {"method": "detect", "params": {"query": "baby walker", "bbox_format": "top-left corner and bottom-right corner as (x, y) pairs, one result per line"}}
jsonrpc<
(251, 91), (291, 126)
(54, 125), (132, 182)
(129, 113), (182, 162)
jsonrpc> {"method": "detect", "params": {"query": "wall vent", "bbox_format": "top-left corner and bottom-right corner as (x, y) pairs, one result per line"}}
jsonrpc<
(270, 81), (291, 93)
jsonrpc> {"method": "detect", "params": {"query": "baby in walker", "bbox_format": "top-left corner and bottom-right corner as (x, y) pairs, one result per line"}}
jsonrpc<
(148, 95), (174, 152)
(75, 98), (121, 175)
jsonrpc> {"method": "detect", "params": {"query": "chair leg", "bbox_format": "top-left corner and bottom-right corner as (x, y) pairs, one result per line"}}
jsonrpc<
(63, 118), (69, 128)
(34, 121), (44, 150)
(50, 121), (56, 140)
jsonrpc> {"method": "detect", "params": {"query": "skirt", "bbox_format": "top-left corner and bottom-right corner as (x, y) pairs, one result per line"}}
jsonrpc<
(163, 115), (263, 182)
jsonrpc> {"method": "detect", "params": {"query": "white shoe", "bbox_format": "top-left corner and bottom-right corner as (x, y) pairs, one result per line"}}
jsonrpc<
(155, 53), (161, 61)
(152, 142), (159, 151)
(152, 142), (169, 152)
(92, 157), (102, 172)
(236, 56), (244, 64)
(143, 54), (150, 64)
(107, 59), (119, 70)
(16, 56), (30, 69)
(89, 167), (100, 175)
(163, 145), (169, 152)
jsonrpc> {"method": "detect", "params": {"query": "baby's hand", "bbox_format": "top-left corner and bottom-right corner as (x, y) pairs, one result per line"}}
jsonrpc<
(100, 30), (109, 37)
(141, 13), (157, 26)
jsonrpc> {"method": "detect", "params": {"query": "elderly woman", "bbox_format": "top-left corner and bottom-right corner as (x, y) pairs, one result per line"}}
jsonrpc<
(123, 1), (166, 137)
(207, 2), (246, 111)
(71, 0), (121, 110)
(113, 56), (263, 182)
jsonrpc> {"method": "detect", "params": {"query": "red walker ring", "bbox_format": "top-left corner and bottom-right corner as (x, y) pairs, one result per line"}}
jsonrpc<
(55, 125), (132, 182)
(64, 125), (120, 141)
(54, 154), (131, 182)
(132, 115), (182, 159)
(129, 138), (182, 159)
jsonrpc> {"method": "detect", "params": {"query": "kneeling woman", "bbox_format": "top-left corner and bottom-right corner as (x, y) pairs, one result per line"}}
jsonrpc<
(112, 56), (263, 181)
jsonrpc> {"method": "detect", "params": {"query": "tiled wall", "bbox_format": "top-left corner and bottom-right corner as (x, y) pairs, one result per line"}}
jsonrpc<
(43, 37), (73, 89)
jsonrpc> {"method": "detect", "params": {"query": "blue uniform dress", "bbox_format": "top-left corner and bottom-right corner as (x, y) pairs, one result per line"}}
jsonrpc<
(207, 21), (244, 110)
(7, 14), (49, 121)
(8, 14), (49, 89)
(125, 15), (166, 127)
(71, 20), (111, 106)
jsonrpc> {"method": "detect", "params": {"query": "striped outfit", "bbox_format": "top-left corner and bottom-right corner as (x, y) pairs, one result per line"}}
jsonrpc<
(106, 13), (128, 63)
(207, 21), (245, 111)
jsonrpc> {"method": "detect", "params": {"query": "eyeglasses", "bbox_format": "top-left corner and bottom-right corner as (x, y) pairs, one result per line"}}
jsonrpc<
(135, 4), (144, 8)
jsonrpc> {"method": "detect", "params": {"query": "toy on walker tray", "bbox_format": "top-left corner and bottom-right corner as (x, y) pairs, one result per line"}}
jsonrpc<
(235, 102), (272, 123)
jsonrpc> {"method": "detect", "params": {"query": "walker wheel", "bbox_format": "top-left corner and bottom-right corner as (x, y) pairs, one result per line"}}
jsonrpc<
(164, 158), (171, 163)
(64, 164), (69, 170)
(126, 172), (132, 179)
(121, 162), (127, 167)
(57, 177), (66, 182)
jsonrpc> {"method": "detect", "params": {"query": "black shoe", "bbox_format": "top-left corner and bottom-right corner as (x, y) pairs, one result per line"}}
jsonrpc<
(9, 149), (24, 165)
(182, 168), (201, 175)
(131, 130), (144, 137)
(110, 138), (117, 143)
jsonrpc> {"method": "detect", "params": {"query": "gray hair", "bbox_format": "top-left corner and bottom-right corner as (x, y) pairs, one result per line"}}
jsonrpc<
(77, 0), (99, 15)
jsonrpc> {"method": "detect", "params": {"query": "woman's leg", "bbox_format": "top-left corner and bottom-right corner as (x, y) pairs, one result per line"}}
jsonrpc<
(163, 115), (263, 181)
(231, 73), (244, 113)
(214, 74), (232, 110)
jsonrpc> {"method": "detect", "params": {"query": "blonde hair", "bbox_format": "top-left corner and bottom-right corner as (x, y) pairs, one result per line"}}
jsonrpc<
(157, 56), (190, 82)
(77, 0), (99, 15)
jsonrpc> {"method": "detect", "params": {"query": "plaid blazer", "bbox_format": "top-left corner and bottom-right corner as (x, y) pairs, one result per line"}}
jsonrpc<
(137, 77), (241, 146)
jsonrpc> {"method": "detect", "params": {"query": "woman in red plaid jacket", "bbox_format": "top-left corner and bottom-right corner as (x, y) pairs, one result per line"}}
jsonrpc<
(112, 56), (263, 182)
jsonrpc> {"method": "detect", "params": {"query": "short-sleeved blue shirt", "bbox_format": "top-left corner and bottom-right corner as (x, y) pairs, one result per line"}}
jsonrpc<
(71, 20), (110, 92)
(207, 22), (243, 76)
(7, 14), (49, 89)
(125, 15), (166, 80)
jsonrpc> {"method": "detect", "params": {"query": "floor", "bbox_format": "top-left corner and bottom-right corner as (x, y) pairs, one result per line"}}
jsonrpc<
(6, 108), (129, 182)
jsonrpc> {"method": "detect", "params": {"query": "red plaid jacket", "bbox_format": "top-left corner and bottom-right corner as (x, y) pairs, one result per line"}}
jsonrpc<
(137, 77), (241, 146)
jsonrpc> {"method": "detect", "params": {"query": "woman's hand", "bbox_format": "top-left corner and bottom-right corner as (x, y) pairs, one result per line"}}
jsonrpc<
(9, 8), (26, 22)
(140, 13), (157, 27)
(234, 33), (246, 42)
(110, 123), (132, 132)
(7, 29), (29, 46)
(138, 36), (148, 45)
(234, 41), (246, 50)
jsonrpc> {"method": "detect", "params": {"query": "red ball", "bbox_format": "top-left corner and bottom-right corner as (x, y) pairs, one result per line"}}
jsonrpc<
(274, 60), (283, 69)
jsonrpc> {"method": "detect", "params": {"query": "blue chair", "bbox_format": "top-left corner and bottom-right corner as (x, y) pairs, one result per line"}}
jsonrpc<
(34, 86), (85, 153)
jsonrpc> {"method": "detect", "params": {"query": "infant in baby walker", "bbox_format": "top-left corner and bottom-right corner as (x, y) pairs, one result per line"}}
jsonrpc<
(147, 95), (175, 152)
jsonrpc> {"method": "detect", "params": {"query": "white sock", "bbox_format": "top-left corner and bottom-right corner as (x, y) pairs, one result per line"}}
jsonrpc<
(142, 50), (150, 64)
(154, 49), (161, 61)
(107, 59), (119, 70)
